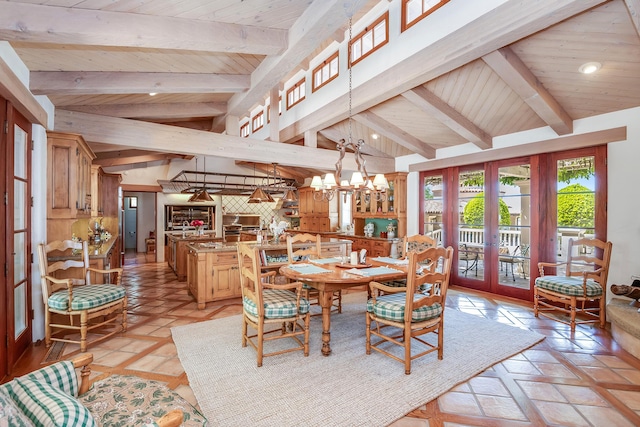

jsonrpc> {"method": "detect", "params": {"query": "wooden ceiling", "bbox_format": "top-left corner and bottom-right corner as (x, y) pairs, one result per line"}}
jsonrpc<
(2, 0), (639, 178)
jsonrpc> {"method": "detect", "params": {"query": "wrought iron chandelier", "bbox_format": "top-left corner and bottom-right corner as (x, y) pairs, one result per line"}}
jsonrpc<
(310, 17), (388, 202)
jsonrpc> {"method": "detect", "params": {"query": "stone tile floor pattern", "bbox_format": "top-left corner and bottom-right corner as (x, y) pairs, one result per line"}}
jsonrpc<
(12, 251), (640, 426)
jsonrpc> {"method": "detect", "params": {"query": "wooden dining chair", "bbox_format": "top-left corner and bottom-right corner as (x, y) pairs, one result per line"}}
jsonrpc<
(384, 234), (438, 289)
(37, 240), (126, 353)
(366, 246), (454, 374)
(237, 242), (310, 367)
(286, 233), (342, 313)
(534, 237), (612, 332)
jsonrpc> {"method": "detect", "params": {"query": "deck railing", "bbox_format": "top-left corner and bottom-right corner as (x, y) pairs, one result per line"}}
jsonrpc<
(426, 228), (521, 248)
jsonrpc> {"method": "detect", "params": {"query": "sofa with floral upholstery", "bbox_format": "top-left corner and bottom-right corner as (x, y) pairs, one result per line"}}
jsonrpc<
(0, 353), (208, 426)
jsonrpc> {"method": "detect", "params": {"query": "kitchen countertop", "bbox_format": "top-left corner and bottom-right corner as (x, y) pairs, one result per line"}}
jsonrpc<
(47, 236), (119, 261)
(187, 238), (353, 253)
(166, 233), (221, 242)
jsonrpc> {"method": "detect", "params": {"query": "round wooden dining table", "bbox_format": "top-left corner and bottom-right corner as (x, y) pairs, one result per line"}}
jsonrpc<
(279, 260), (407, 356)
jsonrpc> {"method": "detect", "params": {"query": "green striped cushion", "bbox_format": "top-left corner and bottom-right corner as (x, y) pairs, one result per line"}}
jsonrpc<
(48, 285), (126, 310)
(10, 377), (96, 427)
(367, 292), (442, 322)
(535, 276), (603, 297)
(22, 360), (79, 397)
(0, 386), (33, 426)
(243, 289), (310, 318)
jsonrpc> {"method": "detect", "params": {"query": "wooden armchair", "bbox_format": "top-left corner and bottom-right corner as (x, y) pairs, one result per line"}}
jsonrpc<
(286, 233), (342, 313)
(534, 237), (612, 331)
(237, 242), (310, 367)
(366, 246), (454, 374)
(37, 240), (126, 353)
(383, 234), (438, 289)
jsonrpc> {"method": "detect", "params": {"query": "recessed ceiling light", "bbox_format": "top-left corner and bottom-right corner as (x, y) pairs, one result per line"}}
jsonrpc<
(149, 92), (158, 96)
(371, 133), (379, 140)
(579, 62), (601, 74)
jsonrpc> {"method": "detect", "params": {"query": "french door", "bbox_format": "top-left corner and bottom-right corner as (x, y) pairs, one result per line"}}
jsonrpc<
(420, 148), (605, 301)
(1, 98), (32, 378)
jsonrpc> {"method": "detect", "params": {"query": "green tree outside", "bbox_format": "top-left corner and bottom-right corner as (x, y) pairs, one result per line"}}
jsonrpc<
(557, 184), (594, 227)
(463, 192), (511, 227)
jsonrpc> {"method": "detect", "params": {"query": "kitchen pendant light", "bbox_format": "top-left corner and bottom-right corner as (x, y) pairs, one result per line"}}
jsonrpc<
(188, 156), (214, 202)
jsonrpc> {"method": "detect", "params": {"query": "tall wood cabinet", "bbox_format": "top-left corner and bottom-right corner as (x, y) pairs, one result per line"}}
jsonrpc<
(353, 172), (407, 237)
(298, 187), (337, 232)
(47, 132), (95, 220)
(47, 132), (96, 242)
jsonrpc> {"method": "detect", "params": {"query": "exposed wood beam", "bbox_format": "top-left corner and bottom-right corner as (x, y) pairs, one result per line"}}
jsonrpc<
(30, 72), (249, 95)
(121, 184), (163, 192)
(54, 110), (394, 173)
(409, 127), (626, 172)
(225, 0), (369, 118)
(482, 47), (573, 135)
(319, 128), (392, 158)
(94, 150), (189, 167)
(624, 0), (640, 37)
(353, 111), (436, 159)
(279, 0), (606, 142)
(0, 1), (287, 55)
(0, 56), (47, 126)
(63, 102), (226, 119)
(304, 130), (317, 148)
(401, 87), (492, 150)
(235, 161), (307, 184)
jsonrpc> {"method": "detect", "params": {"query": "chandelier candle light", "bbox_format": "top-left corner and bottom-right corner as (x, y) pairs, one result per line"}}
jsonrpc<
(310, 17), (389, 202)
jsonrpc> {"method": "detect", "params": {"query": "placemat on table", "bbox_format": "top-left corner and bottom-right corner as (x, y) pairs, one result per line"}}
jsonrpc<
(286, 263), (333, 275)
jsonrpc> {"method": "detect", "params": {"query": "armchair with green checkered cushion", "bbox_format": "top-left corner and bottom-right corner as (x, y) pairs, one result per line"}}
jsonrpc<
(534, 237), (612, 332)
(366, 246), (454, 375)
(286, 233), (342, 313)
(382, 234), (438, 289)
(37, 240), (127, 353)
(238, 242), (310, 367)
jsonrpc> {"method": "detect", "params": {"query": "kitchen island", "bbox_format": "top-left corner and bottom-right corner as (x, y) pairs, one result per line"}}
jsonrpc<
(166, 233), (223, 281)
(186, 238), (352, 309)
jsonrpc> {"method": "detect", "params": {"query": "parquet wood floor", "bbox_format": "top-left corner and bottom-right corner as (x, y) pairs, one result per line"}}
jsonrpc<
(9, 252), (640, 426)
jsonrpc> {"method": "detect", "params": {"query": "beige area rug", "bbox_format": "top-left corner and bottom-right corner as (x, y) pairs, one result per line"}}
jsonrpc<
(171, 293), (544, 427)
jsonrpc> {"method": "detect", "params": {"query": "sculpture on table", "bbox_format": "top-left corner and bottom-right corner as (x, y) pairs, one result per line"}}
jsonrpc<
(269, 218), (290, 243)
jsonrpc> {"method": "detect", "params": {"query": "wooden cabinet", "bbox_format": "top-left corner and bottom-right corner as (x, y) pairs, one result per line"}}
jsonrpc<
(353, 172), (407, 238)
(342, 236), (391, 258)
(47, 132), (95, 220)
(91, 166), (121, 217)
(187, 249), (241, 309)
(298, 187), (336, 232)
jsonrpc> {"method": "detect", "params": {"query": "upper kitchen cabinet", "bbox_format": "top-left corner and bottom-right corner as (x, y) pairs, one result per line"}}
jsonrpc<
(92, 165), (121, 218)
(47, 131), (95, 219)
(298, 187), (337, 232)
(353, 172), (407, 237)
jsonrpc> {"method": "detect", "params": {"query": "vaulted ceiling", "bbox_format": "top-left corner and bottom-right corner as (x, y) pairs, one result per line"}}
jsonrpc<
(2, 0), (639, 180)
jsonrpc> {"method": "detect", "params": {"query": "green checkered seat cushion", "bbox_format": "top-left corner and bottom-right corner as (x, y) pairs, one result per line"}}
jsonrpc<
(9, 377), (96, 427)
(367, 292), (442, 322)
(243, 289), (310, 318)
(535, 276), (603, 297)
(21, 360), (79, 397)
(48, 285), (126, 311)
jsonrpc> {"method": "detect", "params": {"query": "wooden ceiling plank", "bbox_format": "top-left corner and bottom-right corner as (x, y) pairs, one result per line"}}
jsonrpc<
(94, 153), (185, 167)
(624, 0), (640, 37)
(30, 71), (249, 95)
(225, 0), (370, 118)
(319, 128), (392, 158)
(279, 0), (605, 142)
(54, 109), (395, 173)
(353, 111), (436, 159)
(482, 47), (573, 135)
(402, 87), (492, 150)
(0, 1), (287, 55)
(62, 102), (226, 119)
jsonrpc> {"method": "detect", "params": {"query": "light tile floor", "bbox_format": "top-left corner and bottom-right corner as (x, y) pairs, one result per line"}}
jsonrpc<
(11, 251), (640, 426)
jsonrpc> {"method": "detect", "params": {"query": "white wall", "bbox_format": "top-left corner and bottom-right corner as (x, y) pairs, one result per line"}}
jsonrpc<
(398, 106), (640, 301)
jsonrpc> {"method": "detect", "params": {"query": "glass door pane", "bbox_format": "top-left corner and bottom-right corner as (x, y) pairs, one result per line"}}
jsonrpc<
(496, 163), (531, 290)
(555, 156), (595, 275)
(457, 168), (485, 281)
(423, 174), (444, 245)
(13, 123), (29, 340)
